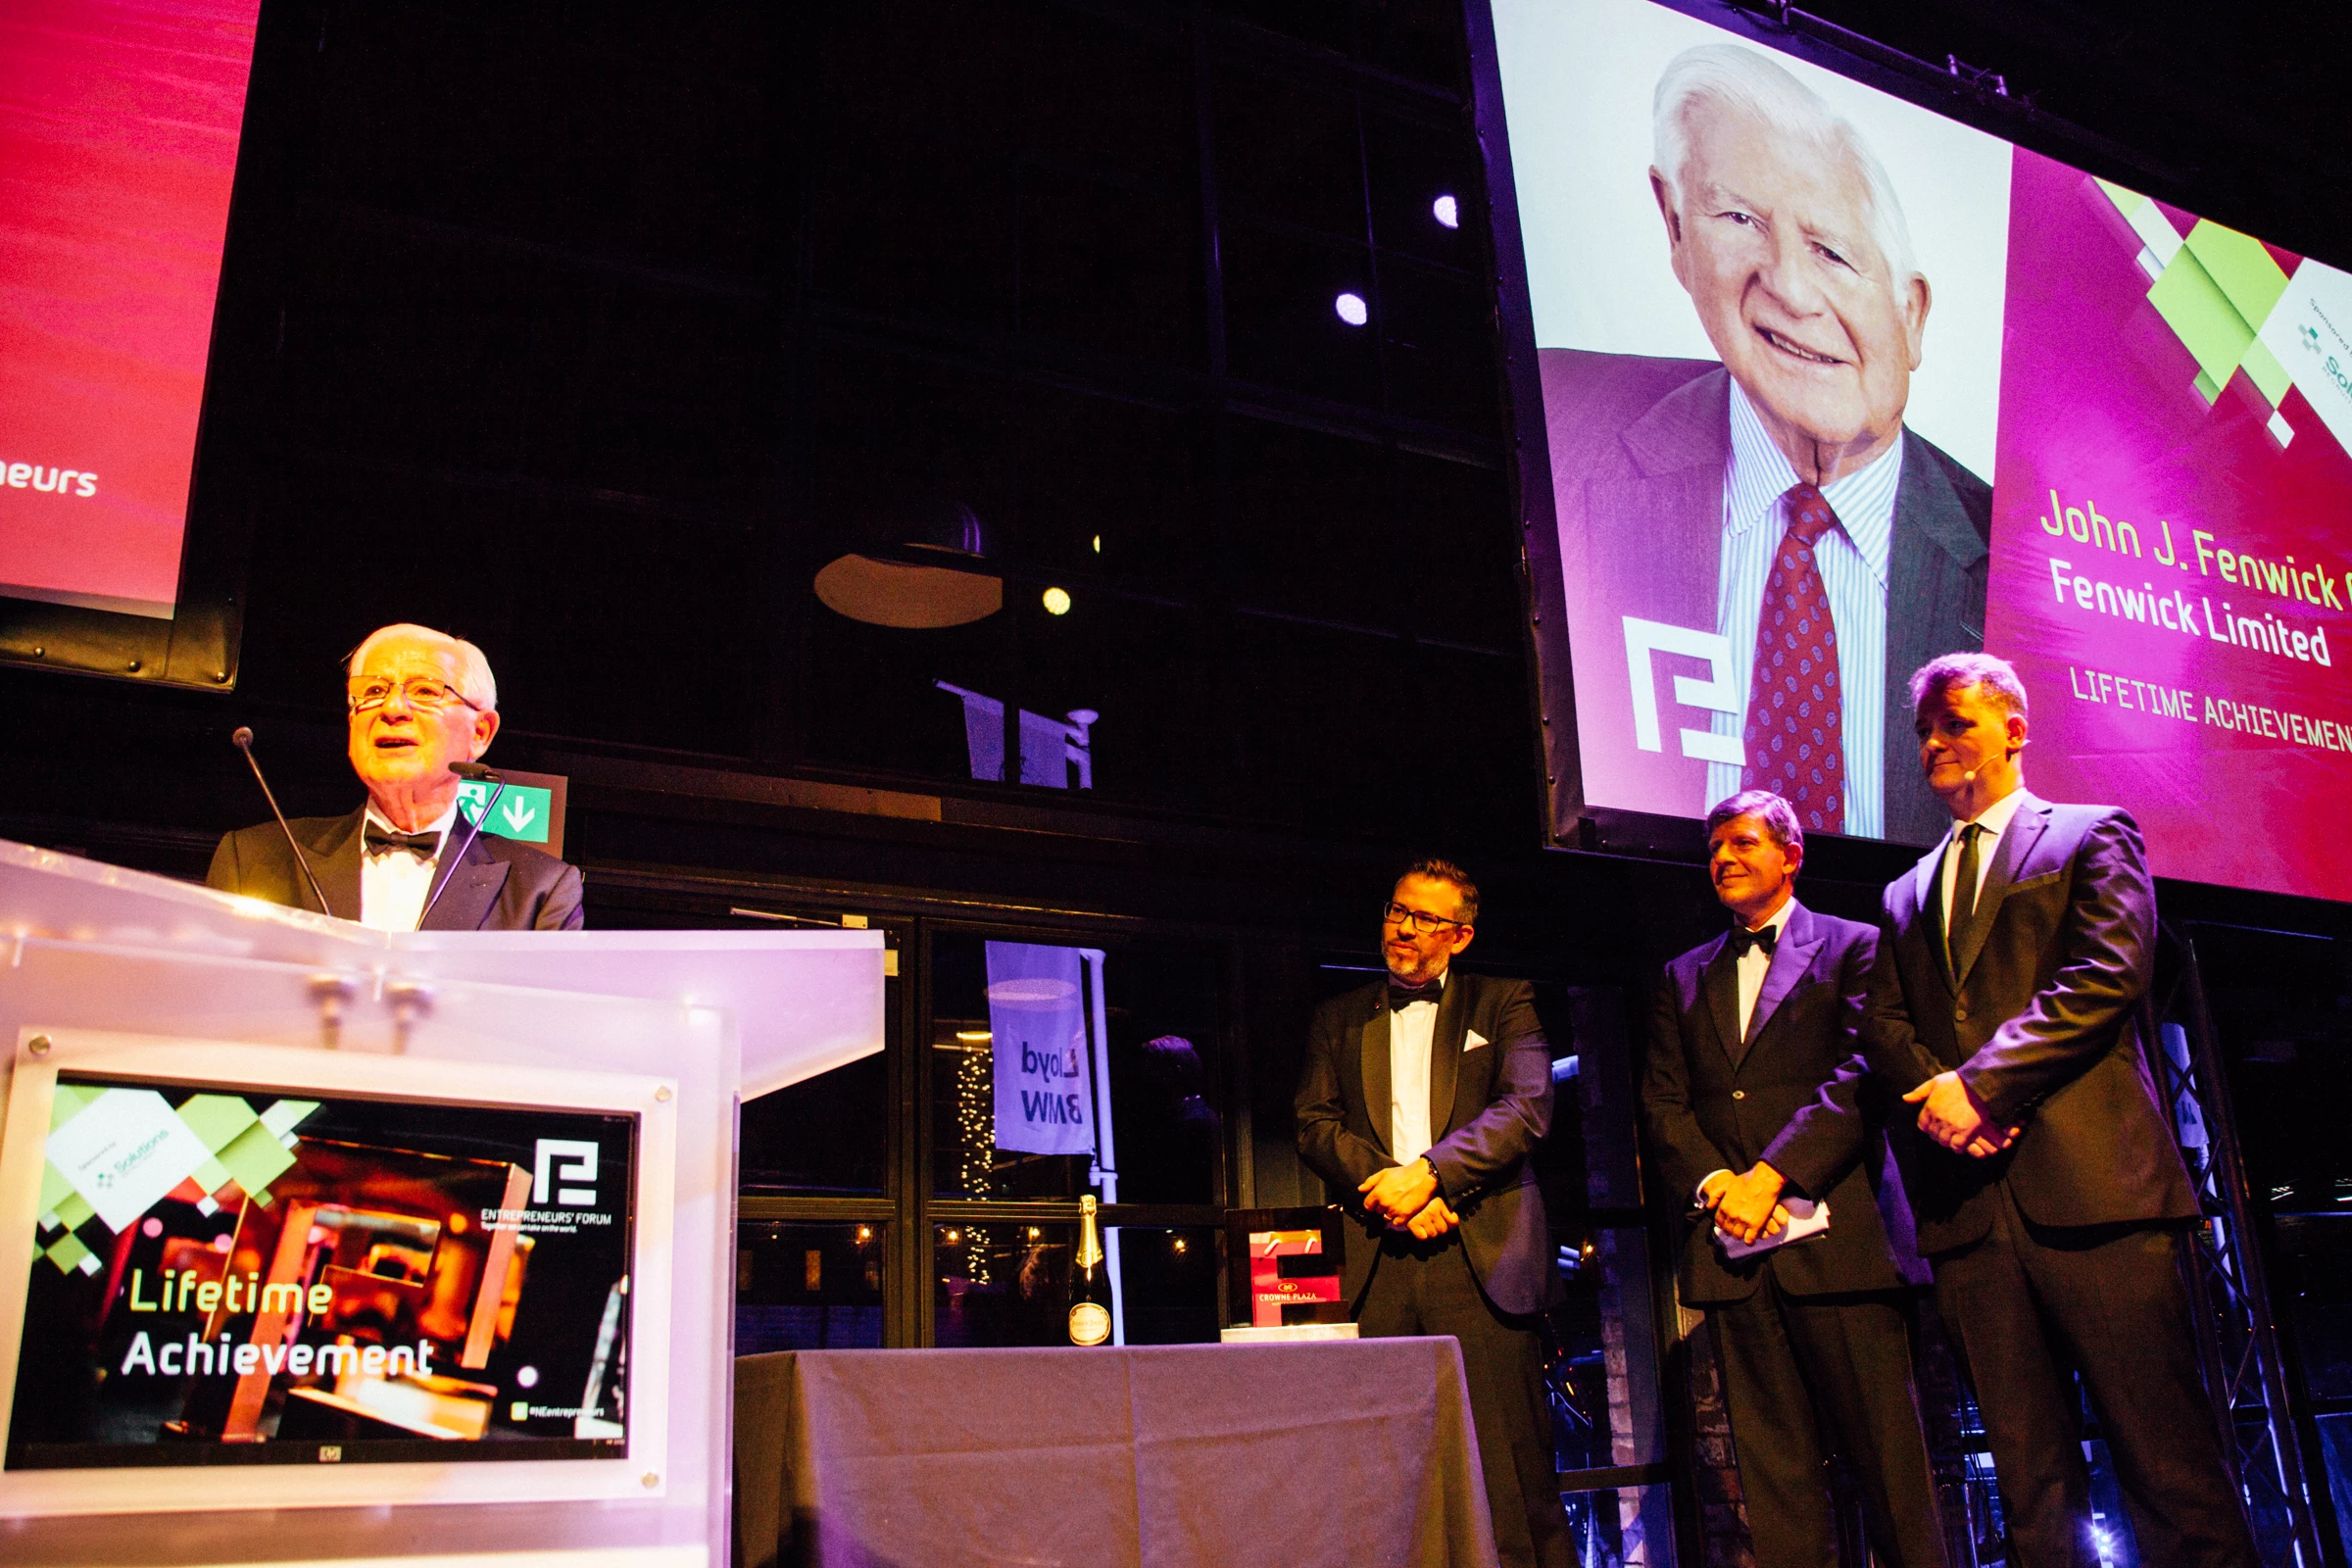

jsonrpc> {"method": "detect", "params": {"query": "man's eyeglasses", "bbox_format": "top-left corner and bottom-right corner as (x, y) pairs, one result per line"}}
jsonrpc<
(348, 676), (481, 714)
(1382, 901), (1466, 936)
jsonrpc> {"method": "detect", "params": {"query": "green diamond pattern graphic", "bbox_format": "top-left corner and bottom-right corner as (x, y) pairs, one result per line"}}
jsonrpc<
(2149, 247), (2254, 393)
(216, 1120), (298, 1197)
(191, 1154), (233, 1197)
(52, 1190), (95, 1232)
(2102, 182), (2298, 441)
(44, 1232), (96, 1276)
(41, 1085), (321, 1232)
(48, 1082), (91, 1132)
(261, 1100), (319, 1139)
(39, 1157), (74, 1219)
(2182, 220), (2289, 326)
(176, 1093), (259, 1152)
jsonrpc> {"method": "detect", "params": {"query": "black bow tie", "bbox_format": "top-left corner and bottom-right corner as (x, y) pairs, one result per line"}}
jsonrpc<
(1727, 923), (1778, 958)
(364, 824), (442, 859)
(1388, 981), (1444, 1010)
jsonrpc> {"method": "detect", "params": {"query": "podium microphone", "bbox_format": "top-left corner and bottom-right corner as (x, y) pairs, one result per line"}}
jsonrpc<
(416, 760), (505, 931)
(231, 727), (337, 919)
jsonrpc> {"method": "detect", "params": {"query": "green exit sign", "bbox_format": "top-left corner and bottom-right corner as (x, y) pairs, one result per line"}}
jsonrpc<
(455, 768), (568, 858)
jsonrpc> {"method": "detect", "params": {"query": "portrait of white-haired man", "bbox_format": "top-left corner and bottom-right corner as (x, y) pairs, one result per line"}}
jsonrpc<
(207, 621), (585, 932)
(1543, 41), (1991, 848)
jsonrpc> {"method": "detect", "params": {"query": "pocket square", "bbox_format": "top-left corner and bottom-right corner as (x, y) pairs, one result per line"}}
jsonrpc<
(1464, 1029), (1489, 1052)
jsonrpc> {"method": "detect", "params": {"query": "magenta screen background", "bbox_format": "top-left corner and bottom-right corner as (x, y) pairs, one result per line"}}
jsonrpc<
(1986, 148), (2352, 904)
(0, 0), (262, 617)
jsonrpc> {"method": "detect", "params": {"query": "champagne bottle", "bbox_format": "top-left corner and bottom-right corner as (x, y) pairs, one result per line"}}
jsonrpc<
(1068, 1196), (1111, 1347)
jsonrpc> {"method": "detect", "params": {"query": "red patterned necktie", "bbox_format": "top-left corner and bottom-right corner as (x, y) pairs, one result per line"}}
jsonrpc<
(1742, 483), (1845, 833)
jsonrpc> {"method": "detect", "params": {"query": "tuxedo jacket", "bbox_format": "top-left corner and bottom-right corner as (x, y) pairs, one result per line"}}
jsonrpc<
(1643, 902), (1925, 1305)
(1295, 971), (1559, 1317)
(1861, 793), (2195, 1255)
(1541, 349), (1991, 846)
(207, 807), (586, 932)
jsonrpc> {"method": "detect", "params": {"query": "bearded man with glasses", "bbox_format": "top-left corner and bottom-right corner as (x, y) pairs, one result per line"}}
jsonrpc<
(1295, 858), (1569, 1568)
(207, 622), (584, 931)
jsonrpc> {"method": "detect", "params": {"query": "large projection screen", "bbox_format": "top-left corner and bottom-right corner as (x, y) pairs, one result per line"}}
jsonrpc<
(1480, 0), (2352, 903)
(0, 0), (263, 687)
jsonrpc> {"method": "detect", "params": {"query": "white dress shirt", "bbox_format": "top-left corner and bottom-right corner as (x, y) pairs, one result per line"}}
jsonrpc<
(1697, 897), (1797, 1201)
(1706, 380), (1904, 837)
(1938, 784), (2030, 931)
(1389, 971), (1446, 1164)
(1734, 896), (1797, 1044)
(360, 802), (459, 933)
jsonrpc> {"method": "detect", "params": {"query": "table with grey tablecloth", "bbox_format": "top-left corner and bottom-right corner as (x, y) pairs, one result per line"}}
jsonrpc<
(733, 1338), (1499, 1568)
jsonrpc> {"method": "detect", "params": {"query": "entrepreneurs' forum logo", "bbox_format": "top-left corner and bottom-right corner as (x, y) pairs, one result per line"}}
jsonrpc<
(532, 1138), (599, 1207)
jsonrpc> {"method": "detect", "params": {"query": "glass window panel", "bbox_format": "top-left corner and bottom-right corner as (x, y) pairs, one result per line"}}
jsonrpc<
(931, 933), (1221, 1203)
(807, 122), (1013, 327)
(740, 1054), (888, 1196)
(1112, 1227), (1219, 1346)
(1014, 174), (1201, 366)
(1561, 1485), (1677, 1568)
(1223, 417), (1397, 633)
(1378, 259), (1496, 430)
(934, 1220), (1076, 1348)
(1548, 1225), (1666, 1474)
(1219, 220), (1380, 405)
(931, 1222), (1211, 1348)
(1364, 109), (1483, 270)
(1011, 7), (1191, 188)
(736, 1221), (886, 1354)
(1210, 65), (1361, 238)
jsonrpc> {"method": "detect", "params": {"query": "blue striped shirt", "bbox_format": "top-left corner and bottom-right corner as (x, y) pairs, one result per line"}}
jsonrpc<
(1704, 382), (1902, 837)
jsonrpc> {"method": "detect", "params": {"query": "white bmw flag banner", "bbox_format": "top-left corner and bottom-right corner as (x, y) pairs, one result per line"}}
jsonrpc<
(987, 941), (1096, 1156)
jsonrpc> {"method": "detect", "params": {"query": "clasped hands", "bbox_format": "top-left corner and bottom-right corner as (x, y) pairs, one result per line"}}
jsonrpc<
(1701, 1163), (1788, 1246)
(1359, 1159), (1458, 1241)
(1904, 1070), (2022, 1158)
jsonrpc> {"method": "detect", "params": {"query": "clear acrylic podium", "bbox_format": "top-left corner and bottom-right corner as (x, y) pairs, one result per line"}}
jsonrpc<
(0, 839), (884, 1568)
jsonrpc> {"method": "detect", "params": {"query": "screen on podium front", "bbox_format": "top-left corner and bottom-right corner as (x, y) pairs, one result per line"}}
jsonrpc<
(7, 1073), (637, 1470)
(1488, 0), (2352, 901)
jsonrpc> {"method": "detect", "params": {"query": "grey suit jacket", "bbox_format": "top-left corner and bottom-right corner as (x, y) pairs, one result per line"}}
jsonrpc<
(207, 807), (586, 932)
(1644, 902), (1926, 1304)
(1859, 792), (2196, 1254)
(1541, 349), (1992, 845)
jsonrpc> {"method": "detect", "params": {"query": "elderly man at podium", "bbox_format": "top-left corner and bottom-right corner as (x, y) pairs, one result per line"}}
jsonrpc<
(207, 622), (584, 931)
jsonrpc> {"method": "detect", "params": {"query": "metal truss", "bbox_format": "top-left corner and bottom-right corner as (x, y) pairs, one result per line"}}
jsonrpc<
(2146, 920), (2328, 1568)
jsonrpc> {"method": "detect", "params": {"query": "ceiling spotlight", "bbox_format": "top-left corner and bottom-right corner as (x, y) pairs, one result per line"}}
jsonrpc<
(1334, 292), (1369, 326)
(1433, 194), (1460, 229)
(1042, 586), (1072, 615)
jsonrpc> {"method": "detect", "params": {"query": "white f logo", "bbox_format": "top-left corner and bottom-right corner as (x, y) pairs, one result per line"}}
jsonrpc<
(1622, 617), (1746, 764)
(533, 1139), (599, 1207)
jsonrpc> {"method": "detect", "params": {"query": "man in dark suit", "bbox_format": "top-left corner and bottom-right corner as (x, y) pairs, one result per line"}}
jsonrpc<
(1296, 858), (1567, 1568)
(1863, 652), (2253, 1568)
(1645, 789), (1944, 1568)
(1539, 43), (1990, 846)
(208, 622), (583, 931)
